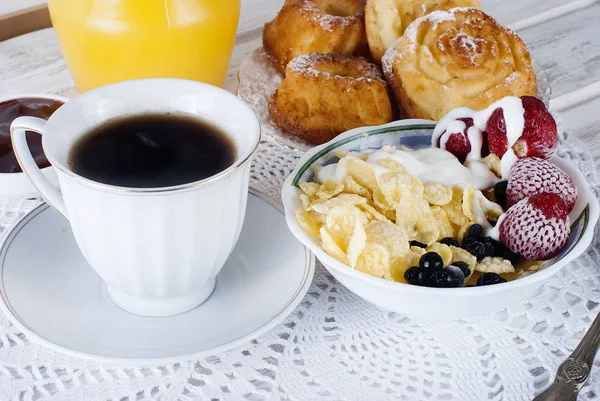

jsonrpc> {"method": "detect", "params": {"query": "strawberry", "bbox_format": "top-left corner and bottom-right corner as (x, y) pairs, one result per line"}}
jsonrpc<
(506, 157), (577, 212)
(499, 192), (570, 260)
(436, 118), (473, 162)
(486, 96), (558, 160)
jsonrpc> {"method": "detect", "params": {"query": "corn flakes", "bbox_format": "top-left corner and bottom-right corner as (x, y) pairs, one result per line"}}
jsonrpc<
(395, 192), (439, 244)
(356, 243), (390, 279)
(308, 193), (367, 214)
(295, 210), (320, 237)
(299, 182), (320, 198)
(320, 227), (348, 264)
(342, 156), (378, 192)
(423, 183), (453, 205)
(475, 257), (515, 274)
(462, 185), (503, 223)
(316, 180), (344, 200)
(342, 175), (372, 199)
(377, 158), (405, 172)
(365, 220), (409, 257)
(441, 187), (470, 226)
(294, 146), (537, 286)
(431, 206), (454, 240)
(483, 154), (502, 177)
(427, 242), (452, 266)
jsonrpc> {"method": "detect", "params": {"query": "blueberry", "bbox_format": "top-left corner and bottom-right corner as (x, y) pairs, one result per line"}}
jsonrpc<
(481, 237), (500, 257)
(451, 261), (471, 278)
(494, 181), (508, 208)
(476, 272), (507, 286)
(466, 224), (483, 239)
(439, 237), (460, 247)
(497, 245), (521, 265)
(419, 252), (444, 272)
(409, 240), (427, 249)
(430, 268), (463, 288)
(488, 239), (521, 265)
(463, 240), (487, 261)
(461, 236), (476, 248)
(404, 266), (426, 286)
(445, 265), (466, 287)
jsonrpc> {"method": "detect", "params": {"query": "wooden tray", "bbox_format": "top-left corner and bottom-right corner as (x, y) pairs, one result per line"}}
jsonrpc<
(0, 5), (51, 41)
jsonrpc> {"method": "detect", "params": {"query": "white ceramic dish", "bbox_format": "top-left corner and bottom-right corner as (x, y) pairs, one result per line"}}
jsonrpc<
(0, 93), (66, 198)
(237, 47), (552, 152)
(0, 190), (315, 364)
(282, 120), (599, 320)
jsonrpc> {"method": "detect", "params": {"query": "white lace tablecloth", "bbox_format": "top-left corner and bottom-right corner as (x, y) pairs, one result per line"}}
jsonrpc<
(0, 125), (599, 401)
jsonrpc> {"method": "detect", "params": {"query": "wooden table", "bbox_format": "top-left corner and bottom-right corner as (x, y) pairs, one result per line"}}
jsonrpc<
(1, 0), (600, 159)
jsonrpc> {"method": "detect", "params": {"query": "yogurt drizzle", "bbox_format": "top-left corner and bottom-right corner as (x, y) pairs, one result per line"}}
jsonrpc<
(432, 96), (525, 179)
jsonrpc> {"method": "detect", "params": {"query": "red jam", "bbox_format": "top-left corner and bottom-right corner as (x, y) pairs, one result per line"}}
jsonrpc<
(0, 97), (63, 173)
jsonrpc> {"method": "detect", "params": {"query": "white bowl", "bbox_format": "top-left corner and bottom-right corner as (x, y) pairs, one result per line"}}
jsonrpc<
(0, 93), (67, 199)
(282, 119), (600, 320)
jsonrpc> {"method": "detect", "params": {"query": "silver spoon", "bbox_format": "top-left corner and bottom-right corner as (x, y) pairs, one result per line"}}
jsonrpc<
(533, 312), (600, 400)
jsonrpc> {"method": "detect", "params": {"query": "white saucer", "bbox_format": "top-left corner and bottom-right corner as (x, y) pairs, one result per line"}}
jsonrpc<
(0, 190), (314, 364)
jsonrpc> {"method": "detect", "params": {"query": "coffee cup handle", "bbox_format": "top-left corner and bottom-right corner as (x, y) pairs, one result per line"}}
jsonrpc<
(10, 116), (68, 218)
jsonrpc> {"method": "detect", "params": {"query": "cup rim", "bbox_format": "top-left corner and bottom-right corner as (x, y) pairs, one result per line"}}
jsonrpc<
(43, 79), (262, 194)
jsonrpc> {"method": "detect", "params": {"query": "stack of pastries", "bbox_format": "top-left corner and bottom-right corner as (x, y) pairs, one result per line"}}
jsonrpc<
(263, 0), (537, 144)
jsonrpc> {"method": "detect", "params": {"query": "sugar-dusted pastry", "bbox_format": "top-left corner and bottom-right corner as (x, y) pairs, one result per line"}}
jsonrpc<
(268, 53), (393, 144)
(263, 0), (368, 74)
(365, 0), (481, 63)
(382, 8), (536, 121)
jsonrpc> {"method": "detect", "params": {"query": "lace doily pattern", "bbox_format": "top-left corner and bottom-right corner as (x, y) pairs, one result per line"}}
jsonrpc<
(0, 129), (598, 401)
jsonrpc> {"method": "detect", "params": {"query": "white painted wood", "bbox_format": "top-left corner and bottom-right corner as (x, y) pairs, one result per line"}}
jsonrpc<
(517, 2), (600, 99)
(552, 81), (600, 111)
(552, 96), (600, 158)
(0, 28), (73, 96)
(238, 0), (284, 32)
(480, 0), (583, 26)
(506, 0), (598, 31)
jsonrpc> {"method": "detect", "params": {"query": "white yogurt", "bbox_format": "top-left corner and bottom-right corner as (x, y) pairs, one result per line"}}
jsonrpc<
(316, 147), (498, 190)
(486, 213), (506, 240)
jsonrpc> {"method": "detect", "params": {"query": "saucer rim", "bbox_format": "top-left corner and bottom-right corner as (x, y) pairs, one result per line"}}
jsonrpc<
(0, 189), (315, 365)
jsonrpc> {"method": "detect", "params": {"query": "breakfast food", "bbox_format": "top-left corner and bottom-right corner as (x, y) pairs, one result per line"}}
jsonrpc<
(262, 0), (368, 74)
(0, 97), (63, 173)
(432, 96), (557, 179)
(365, 0), (481, 63)
(498, 193), (570, 260)
(487, 96), (557, 159)
(506, 157), (577, 211)
(268, 53), (393, 144)
(382, 8), (536, 120)
(294, 96), (576, 288)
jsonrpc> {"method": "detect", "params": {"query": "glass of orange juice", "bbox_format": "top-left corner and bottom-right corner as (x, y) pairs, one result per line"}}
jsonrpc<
(48, 0), (241, 92)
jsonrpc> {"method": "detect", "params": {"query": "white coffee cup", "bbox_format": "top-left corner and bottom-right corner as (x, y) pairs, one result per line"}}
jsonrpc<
(10, 79), (261, 317)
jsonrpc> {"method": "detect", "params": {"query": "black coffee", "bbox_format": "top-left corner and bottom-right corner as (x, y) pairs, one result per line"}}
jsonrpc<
(69, 113), (236, 188)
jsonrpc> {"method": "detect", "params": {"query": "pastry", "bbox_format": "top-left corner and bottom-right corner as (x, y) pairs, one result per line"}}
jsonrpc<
(365, 0), (481, 63)
(382, 8), (536, 121)
(268, 53), (393, 144)
(263, 0), (368, 74)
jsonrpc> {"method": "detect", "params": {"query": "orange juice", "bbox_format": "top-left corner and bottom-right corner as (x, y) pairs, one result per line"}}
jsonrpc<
(48, 0), (240, 92)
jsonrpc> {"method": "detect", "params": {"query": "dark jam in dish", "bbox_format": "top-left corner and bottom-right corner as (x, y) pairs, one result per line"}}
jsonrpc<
(0, 98), (63, 173)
